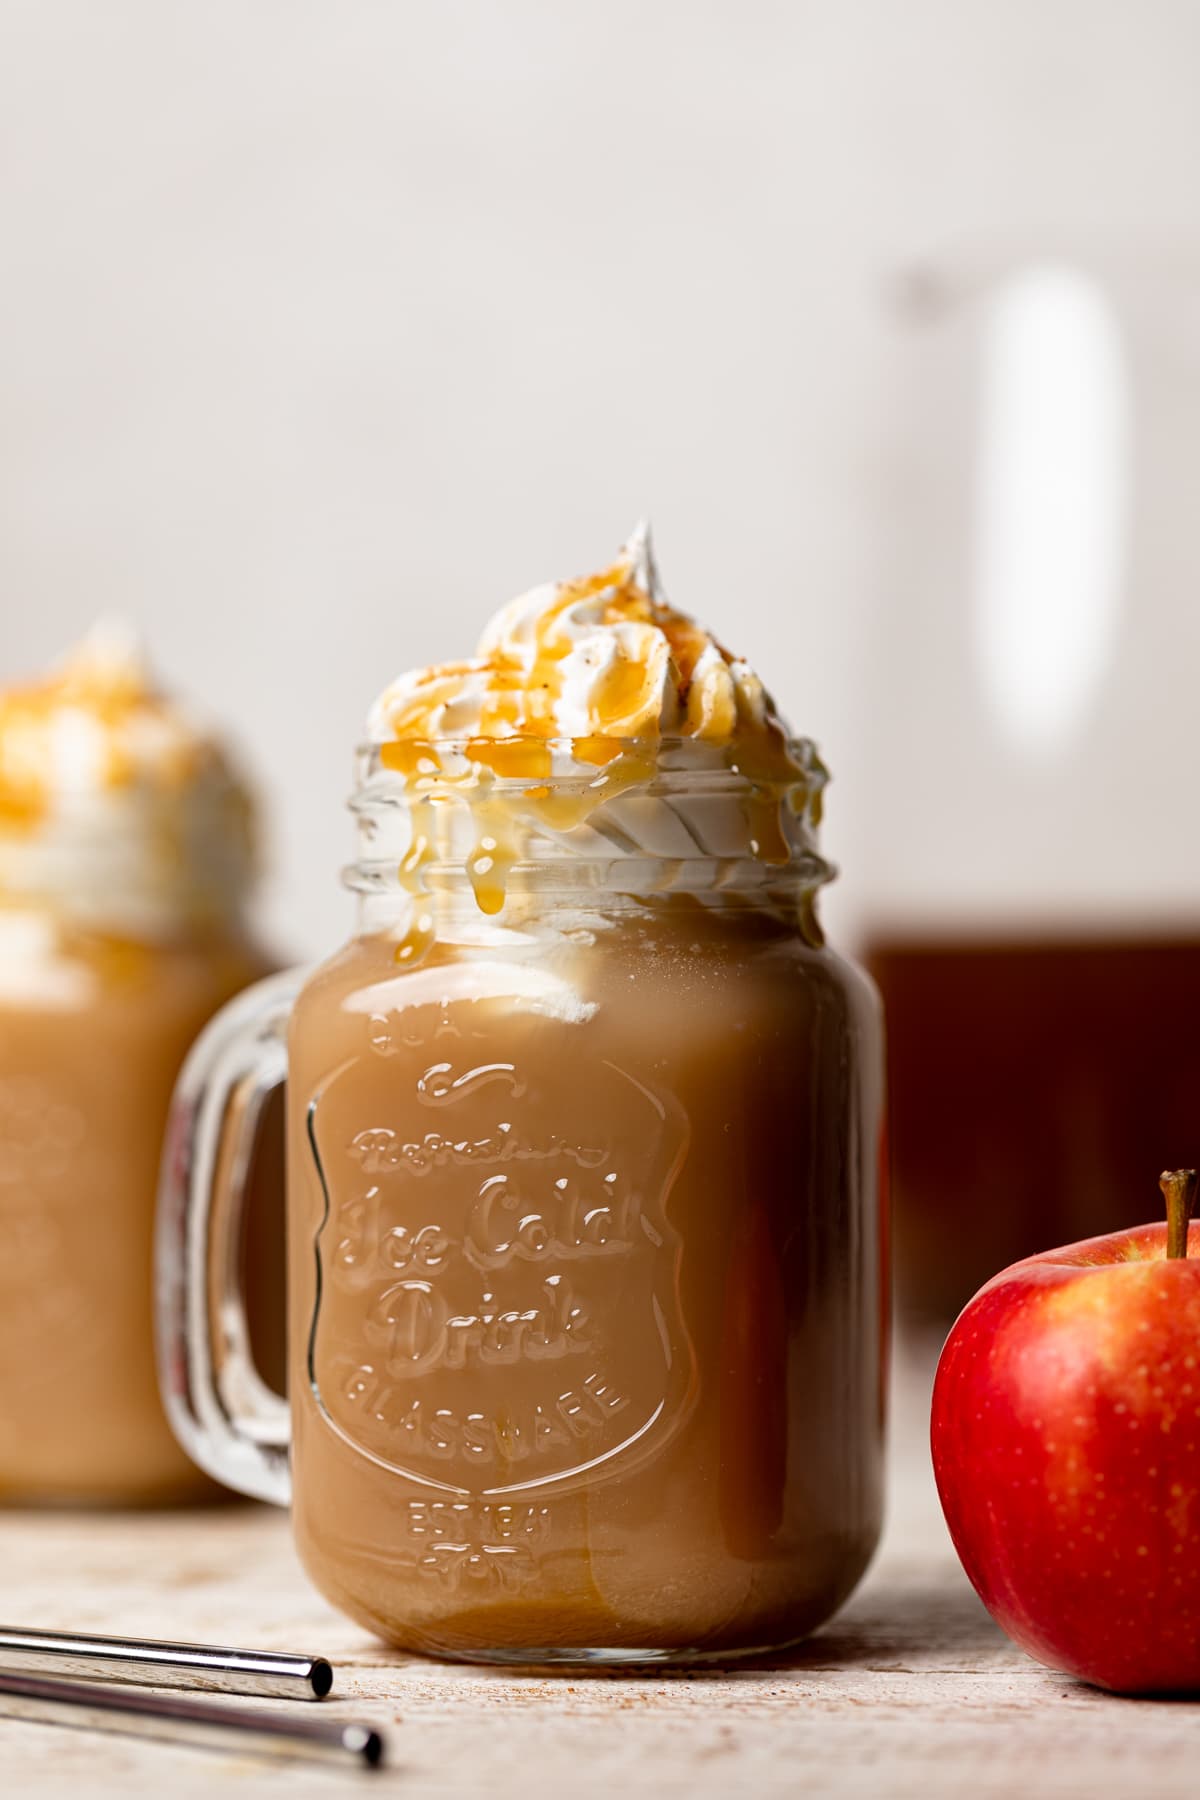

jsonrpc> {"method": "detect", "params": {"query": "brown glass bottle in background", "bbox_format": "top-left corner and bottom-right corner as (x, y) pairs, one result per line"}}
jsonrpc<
(867, 932), (1200, 1329)
(857, 253), (1200, 1332)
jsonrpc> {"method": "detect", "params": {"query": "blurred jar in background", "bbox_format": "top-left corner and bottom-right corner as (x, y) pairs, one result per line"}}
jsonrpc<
(860, 251), (1200, 1329)
(0, 624), (282, 1503)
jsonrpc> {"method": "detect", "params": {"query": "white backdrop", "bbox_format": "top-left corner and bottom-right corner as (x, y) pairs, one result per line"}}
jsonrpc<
(2, 1), (1198, 956)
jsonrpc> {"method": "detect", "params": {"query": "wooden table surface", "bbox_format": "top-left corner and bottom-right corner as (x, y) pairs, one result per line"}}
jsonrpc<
(0, 1360), (1194, 1800)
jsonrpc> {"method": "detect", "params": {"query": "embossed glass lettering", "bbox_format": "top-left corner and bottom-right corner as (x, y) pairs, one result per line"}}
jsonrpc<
(307, 1042), (692, 1496)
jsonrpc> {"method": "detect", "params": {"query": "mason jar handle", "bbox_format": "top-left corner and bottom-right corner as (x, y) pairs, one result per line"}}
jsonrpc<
(155, 968), (304, 1505)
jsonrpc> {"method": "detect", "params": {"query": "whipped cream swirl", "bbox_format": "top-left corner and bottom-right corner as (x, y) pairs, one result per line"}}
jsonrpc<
(368, 524), (784, 748)
(354, 532), (829, 930)
(0, 621), (257, 934)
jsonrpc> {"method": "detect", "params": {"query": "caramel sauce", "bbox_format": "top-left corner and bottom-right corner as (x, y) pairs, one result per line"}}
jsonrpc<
(393, 909), (436, 966)
(465, 739), (553, 782)
(380, 740), (438, 779)
(572, 736), (625, 768)
(465, 799), (518, 917)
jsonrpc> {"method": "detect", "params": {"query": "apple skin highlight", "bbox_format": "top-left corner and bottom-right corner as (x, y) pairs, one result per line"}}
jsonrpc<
(932, 1220), (1200, 1694)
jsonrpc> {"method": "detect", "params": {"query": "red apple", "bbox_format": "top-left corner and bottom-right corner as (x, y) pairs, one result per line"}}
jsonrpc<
(932, 1170), (1200, 1693)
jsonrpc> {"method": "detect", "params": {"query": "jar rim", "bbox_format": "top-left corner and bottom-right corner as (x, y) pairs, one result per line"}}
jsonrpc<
(345, 730), (834, 910)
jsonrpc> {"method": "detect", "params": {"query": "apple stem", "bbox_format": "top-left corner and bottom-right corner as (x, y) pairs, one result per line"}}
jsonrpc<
(1161, 1169), (1199, 1259)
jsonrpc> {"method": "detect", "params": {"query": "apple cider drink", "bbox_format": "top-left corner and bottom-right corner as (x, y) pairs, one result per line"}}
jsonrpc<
(0, 627), (277, 1503)
(161, 530), (886, 1658)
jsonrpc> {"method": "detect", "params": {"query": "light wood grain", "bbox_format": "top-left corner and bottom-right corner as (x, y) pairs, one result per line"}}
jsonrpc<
(0, 1362), (1190, 1799)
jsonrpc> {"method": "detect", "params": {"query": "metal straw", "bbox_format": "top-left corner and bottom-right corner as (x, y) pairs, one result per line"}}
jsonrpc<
(0, 1625), (333, 1700)
(0, 1671), (386, 1768)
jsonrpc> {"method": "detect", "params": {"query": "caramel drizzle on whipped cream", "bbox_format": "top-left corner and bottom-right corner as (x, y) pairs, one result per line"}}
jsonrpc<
(365, 528), (823, 942)
(0, 622), (216, 830)
(370, 523), (782, 771)
(0, 622), (257, 931)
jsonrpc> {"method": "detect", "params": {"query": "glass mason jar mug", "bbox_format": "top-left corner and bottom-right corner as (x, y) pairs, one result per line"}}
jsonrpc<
(158, 737), (885, 1661)
(0, 629), (280, 1505)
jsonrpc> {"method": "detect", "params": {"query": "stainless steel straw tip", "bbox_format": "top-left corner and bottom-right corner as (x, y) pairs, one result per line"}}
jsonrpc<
(343, 1723), (386, 1767)
(0, 1626), (338, 1703)
(0, 1671), (388, 1768)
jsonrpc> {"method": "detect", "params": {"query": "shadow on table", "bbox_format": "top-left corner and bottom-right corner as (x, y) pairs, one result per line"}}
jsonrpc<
(759, 1579), (1007, 1676)
(350, 1579), (1007, 1684)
